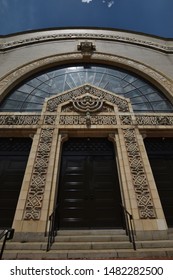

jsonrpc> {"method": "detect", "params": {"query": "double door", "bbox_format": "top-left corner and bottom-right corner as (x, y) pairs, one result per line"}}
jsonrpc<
(0, 138), (32, 227)
(145, 137), (173, 227)
(56, 138), (123, 229)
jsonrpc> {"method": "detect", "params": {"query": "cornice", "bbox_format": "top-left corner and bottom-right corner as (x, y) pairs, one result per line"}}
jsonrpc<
(0, 30), (173, 53)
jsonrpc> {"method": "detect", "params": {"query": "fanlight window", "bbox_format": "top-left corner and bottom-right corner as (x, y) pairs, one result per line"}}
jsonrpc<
(0, 65), (173, 112)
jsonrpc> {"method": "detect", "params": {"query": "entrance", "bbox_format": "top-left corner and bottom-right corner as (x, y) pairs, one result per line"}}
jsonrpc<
(145, 137), (173, 227)
(0, 138), (32, 227)
(56, 138), (123, 229)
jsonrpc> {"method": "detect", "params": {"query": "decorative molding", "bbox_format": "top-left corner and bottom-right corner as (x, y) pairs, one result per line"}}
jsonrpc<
(136, 115), (173, 125)
(43, 115), (56, 125)
(1, 32), (173, 53)
(120, 115), (133, 125)
(24, 128), (54, 220)
(59, 115), (117, 125)
(77, 41), (96, 56)
(62, 102), (113, 113)
(72, 94), (103, 113)
(123, 128), (156, 219)
(47, 84), (130, 112)
(0, 114), (40, 125)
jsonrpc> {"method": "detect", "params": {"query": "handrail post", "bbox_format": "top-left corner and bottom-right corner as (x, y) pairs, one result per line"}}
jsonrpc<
(0, 231), (8, 259)
(121, 204), (136, 251)
(46, 204), (58, 251)
(0, 228), (15, 259)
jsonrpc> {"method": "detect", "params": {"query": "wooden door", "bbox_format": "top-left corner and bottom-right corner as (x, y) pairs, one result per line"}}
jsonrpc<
(56, 138), (123, 229)
(0, 138), (32, 227)
(145, 137), (173, 227)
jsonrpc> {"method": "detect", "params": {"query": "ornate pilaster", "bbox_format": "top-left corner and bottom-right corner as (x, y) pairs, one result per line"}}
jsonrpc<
(122, 128), (156, 219)
(24, 128), (54, 220)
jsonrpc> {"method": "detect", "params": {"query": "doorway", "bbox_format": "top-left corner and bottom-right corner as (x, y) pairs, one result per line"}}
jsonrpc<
(0, 138), (32, 227)
(56, 137), (123, 229)
(145, 137), (173, 227)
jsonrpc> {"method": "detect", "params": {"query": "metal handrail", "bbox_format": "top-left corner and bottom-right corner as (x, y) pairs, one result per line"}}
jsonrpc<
(0, 228), (15, 259)
(121, 204), (136, 250)
(46, 204), (58, 251)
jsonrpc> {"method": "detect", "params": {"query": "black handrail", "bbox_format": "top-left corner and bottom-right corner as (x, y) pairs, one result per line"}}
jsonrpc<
(0, 228), (15, 259)
(121, 205), (136, 250)
(46, 205), (58, 251)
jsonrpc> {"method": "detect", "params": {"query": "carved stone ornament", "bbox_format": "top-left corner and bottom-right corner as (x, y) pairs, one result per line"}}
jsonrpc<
(46, 84), (130, 112)
(123, 128), (156, 219)
(77, 41), (96, 56)
(59, 115), (117, 126)
(1, 32), (173, 53)
(136, 115), (173, 126)
(72, 94), (103, 113)
(0, 115), (40, 126)
(24, 128), (54, 220)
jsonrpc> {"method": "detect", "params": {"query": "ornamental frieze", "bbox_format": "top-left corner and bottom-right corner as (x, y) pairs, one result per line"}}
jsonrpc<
(47, 84), (129, 113)
(59, 115), (117, 126)
(0, 115), (40, 125)
(136, 115), (173, 125)
(1, 32), (173, 53)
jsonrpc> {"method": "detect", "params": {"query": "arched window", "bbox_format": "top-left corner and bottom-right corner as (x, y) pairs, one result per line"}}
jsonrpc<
(1, 64), (173, 112)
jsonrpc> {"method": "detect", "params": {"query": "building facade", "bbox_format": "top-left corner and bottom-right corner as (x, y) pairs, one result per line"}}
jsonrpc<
(1, 28), (173, 253)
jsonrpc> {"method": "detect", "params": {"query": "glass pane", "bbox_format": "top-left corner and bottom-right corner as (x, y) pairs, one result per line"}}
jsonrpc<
(0, 64), (172, 112)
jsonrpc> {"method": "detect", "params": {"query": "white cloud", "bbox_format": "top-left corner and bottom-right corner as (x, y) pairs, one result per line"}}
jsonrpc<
(82, 0), (93, 3)
(108, 1), (114, 8)
(81, 0), (115, 8)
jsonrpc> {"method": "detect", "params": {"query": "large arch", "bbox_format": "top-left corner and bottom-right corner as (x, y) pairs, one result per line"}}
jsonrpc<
(0, 53), (173, 106)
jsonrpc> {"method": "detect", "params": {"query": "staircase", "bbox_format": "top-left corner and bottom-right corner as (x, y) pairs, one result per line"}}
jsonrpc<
(1, 229), (173, 259)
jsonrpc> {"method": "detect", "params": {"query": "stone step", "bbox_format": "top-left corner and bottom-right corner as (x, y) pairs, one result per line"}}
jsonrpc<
(4, 239), (173, 251)
(55, 234), (129, 242)
(4, 241), (133, 250)
(56, 229), (126, 236)
(2, 247), (173, 260)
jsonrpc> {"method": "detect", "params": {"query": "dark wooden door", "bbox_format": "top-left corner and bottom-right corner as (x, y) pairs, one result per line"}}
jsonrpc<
(145, 138), (173, 227)
(0, 138), (32, 227)
(56, 138), (123, 229)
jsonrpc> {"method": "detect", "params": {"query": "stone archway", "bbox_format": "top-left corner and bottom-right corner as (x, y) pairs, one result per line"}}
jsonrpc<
(10, 83), (165, 240)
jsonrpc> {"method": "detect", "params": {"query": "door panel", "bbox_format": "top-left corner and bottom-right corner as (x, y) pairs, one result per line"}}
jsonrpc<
(145, 138), (173, 227)
(56, 138), (123, 229)
(0, 138), (32, 227)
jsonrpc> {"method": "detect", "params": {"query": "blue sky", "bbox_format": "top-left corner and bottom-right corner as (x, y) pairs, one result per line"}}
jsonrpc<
(0, 0), (173, 37)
